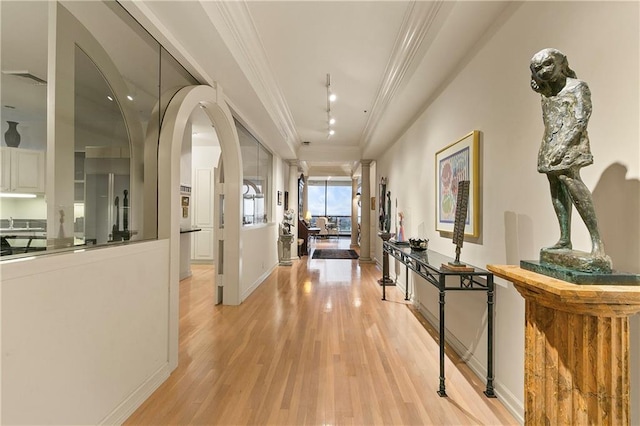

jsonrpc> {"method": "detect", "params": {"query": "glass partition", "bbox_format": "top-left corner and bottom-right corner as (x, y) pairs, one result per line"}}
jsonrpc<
(0, 1), (49, 257)
(0, 0), (198, 259)
(237, 120), (272, 225)
(75, 46), (131, 245)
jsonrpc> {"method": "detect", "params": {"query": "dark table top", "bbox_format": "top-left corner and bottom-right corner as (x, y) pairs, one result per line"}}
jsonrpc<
(385, 241), (491, 275)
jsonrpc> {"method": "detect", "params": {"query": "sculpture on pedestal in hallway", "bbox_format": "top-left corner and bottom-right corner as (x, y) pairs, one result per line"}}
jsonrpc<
(281, 208), (295, 235)
(278, 209), (295, 266)
(528, 48), (611, 274)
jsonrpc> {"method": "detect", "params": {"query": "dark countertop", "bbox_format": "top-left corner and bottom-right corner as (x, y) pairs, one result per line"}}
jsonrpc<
(180, 228), (202, 234)
(0, 228), (46, 233)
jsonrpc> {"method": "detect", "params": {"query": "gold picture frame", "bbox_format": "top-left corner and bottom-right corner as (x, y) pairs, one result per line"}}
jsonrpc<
(435, 130), (479, 237)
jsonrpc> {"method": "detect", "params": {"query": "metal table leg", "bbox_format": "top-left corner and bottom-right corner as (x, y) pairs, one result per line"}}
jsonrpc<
(382, 248), (388, 300)
(438, 283), (447, 397)
(484, 275), (497, 397)
(405, 263), (410, 301)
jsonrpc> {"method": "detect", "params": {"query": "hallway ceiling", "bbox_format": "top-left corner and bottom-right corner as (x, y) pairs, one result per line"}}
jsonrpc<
(6, 1), (514, 178)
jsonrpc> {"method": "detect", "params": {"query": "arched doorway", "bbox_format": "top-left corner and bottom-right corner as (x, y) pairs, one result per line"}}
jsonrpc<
(157, 85), (243, 367)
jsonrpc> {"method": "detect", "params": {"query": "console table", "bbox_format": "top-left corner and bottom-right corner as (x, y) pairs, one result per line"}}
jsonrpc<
(383, 241), (496, 398)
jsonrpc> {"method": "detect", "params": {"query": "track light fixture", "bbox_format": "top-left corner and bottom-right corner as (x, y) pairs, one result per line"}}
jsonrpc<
(326, 73), (336, 138)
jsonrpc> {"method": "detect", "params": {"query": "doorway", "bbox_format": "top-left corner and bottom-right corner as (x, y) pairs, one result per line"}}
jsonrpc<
(157, 85), (243, 369)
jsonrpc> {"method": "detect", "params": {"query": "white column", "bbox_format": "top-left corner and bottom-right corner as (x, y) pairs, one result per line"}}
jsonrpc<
(350, 176), (359, 249)
(288, 161), (299, 259)
(359, 160), (373, 263)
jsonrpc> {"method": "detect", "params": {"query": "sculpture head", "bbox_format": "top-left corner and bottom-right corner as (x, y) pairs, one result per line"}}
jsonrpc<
(530, 48), (577, 96)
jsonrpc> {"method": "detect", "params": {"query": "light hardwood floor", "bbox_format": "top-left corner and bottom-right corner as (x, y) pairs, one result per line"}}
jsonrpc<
(125, 238), (517, 425)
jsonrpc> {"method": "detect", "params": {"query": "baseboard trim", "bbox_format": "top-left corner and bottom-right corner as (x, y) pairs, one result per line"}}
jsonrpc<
(99, 363), (171, 425)
(190, 259), (214, 265)
(494, 379), (525, 424)
(242, 262), (278, 302)
(415, 301), (524, 423)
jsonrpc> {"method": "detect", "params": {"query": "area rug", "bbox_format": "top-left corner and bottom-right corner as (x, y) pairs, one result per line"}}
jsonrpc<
(312, 249), (359, 260)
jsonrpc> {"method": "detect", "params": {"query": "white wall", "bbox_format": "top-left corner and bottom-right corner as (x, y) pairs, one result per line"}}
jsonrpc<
(369, 162), (377, 255)
(192, 145), (221, 171)
(240, 224), (279, 300)
(375, 2), (639, 422)
(0, 196), (46, 219)
(1, 240), (171, 425)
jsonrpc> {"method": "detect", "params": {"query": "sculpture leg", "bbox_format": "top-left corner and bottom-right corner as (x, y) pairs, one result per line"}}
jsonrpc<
(559, 170), (605, 256)
(547, 174), (572, 250)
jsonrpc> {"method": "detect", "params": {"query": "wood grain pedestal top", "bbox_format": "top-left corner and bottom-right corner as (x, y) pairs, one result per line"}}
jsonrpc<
(487, 265), (640, 425)
(488, 264), (640, 317)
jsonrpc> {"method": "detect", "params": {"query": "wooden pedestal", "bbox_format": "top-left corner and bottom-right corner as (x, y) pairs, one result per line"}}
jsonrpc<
(487, 265), (640, 425)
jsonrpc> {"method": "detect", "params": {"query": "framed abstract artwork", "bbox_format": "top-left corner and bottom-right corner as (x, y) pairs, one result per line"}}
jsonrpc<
(435, 130), (479, 237)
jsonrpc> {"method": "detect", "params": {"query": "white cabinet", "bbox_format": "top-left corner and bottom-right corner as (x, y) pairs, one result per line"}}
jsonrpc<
(0, 147), (45, 193)
(1, 148), (10, 191)
(191, 167), (214, 261)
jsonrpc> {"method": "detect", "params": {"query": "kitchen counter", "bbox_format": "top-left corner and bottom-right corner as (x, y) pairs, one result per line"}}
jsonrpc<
(0, 227), (46, 233)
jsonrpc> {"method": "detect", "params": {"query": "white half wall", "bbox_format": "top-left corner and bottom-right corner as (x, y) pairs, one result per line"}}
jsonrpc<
(375, 2), (639, 422)
(240, 223), (279, 301)
(1, 240), (171, 425)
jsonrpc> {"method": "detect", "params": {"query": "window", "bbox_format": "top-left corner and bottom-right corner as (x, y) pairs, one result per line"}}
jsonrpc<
(308, 179), (354, 233)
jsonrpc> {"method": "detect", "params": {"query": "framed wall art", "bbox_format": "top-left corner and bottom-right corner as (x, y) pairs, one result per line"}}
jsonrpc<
(277, 191), (282, 206)
(435, 130), (479, 237)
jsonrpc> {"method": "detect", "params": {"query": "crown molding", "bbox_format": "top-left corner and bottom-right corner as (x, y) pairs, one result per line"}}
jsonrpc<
(201, 1), (299, 151)
(359, 0), (444, 150)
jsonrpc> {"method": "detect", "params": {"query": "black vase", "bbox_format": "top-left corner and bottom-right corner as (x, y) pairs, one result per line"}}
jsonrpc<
(4, 121), (21, 147)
